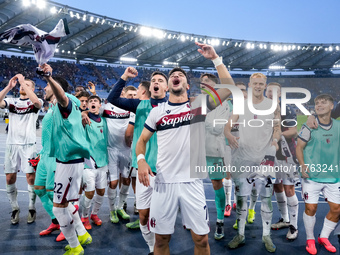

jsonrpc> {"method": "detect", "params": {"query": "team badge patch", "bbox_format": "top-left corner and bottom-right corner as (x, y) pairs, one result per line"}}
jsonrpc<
(326, 138), (330, 144)
(150, 217), (156, 228)
(304, 192), (308, 200)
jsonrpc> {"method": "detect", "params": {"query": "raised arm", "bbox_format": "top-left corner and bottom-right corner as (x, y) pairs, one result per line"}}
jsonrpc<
(107, 67), (141, 113)
(16, 74), (42, 109)
(0, 76), (17, 108)
(136, 127), (155, 187)
(41, 64), (69, 108)
(196, 42), (235, 107)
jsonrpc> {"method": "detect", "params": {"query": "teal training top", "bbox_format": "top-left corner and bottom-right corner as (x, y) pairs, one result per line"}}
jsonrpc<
(132, 100), (157, 173)
(302, 120), (340, 183)
(49, 94), (90, 162)
(85, 115), (108, 168)
(40, 104), (54, 155)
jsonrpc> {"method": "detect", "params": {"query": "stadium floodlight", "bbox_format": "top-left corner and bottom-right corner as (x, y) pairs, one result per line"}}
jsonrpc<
(226, 41), (230, 46)
(263, 44), (267, 49)
(50, 6), (57, 14)
(207, 39), (211, 44)
(195, 37), (198, 42)
(292, 45), (296, 50)
(269, 65), (285, 70)
(82, 14), (86, 21)
(96, 18), (100, 24)
(70, 11), (74, 18)
(36, 0), (46, 9)
(76, 13), (80, 19)
(67, 51), (70, 54)
(73, 52), (76, 55)
(101, 19), (105, 25)
(211, 39), (220, 46)
(246, 42), (251, 49)
(329, 46), (333, 51)
(163, 61), (178, 66)
(55, 49), (59, 53)
(235, 42), (238, 47)
(23, 0), (31, 7)
(153, 29), (164, 39)
(120, 57), (137, 62)
(222, 41), (226, 46)
(62, 50), (65, 53)
(90, 16), (94, 23)
(283, 45), (287, 51)
(297, 46), (301, 50)
(140, 26), (152, 37)
(180, 35), (186, 42)
(336, 46), (340, 51)
(270, 44), (274, 50)
(288, 45), (292, 50)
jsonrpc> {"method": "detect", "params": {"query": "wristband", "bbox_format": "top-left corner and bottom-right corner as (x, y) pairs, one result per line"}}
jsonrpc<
(137, 154), (145, 162)
(273, 138), (278, 143)
(212, 56), (223, 67)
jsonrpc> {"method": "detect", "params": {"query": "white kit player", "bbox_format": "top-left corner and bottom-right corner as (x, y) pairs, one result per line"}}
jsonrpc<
(136, 42), (234, 255)
(103, 89), (134, 223)
(266, 82), (299, 240)
(0, 74), (43, 224)
(225, 73), (281, 253)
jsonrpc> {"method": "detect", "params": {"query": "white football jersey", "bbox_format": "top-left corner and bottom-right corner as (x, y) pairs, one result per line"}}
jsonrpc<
(234, 97), (275, 164)
(102, 103), (131, 151)
(4, 98), (42, 145)
(145, 95), (207, 183)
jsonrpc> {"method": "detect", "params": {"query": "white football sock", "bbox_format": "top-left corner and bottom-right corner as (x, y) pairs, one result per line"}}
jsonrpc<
(236, 196), (247, 236)
(92, 194), (104, 215)
(275, 191), (289, 222)
(107, 187), (117, 211)
(140, 223), (155, 252)
(320, 217), (337, 238)
(6, 184), (19, 210)
(287, 194), (299, 229)
(68, 203), (87, 236)
(303, 212), (316, 240)
(53, 206), (79, 248)
(224, 179), (232, 206)
(261, 196), (273, 236)
(117, 185), (129, 209)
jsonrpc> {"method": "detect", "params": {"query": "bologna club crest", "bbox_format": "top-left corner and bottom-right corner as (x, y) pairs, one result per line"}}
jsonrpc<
(150, 217), (156, 228)
(304, 192), (308, 201)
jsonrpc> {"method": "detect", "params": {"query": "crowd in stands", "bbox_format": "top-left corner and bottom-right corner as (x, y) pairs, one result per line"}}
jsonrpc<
(1, 54), (339, 104)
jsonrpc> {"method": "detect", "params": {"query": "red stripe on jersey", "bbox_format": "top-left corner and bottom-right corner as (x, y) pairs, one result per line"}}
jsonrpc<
(9, 104), (38, 114)
(103, 110), (130, 119)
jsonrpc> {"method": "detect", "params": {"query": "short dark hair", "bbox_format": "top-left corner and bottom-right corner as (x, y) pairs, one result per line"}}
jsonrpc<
(168, 67), (188, 81)
(88, 95), (101, 102)
(267, 82), (281, 88)
(53, 76), (69, 92)
(75, 91), (90, 99)
(123, 85), (137, 93)
(151, 71), (168, 83)
(235, 82), (246, 87)
(200, 73), (219, 84)
(140, 81), (151, 98)
(314, 94), (334, 104)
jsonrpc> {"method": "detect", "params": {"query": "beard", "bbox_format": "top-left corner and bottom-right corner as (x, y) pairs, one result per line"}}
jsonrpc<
(19, 91), (26, 96)
(170, 87), (185, 96)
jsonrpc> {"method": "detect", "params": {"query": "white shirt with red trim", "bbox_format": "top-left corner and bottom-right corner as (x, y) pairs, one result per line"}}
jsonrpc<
(144, 96), (207, 183)
(4, 97), (43, 145)
(102, 103), (131, 151)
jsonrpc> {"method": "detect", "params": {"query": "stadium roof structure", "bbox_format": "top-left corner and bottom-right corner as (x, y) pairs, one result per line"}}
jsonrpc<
(1, 0), (340, 72)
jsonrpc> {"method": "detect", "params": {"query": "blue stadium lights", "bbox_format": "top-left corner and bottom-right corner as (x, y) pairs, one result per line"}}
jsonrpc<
(333, 64), (340, 68)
